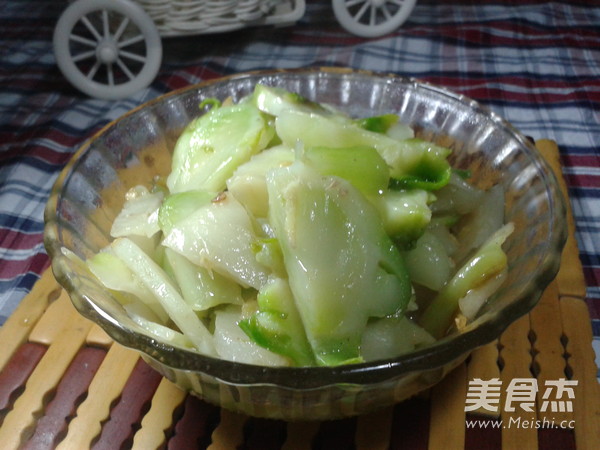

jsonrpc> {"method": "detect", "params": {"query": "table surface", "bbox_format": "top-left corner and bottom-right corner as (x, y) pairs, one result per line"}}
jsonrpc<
(1, 0), (599, 377)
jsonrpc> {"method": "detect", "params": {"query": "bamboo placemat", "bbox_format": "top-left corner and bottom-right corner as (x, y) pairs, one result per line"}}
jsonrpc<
(0, 140), (598, 449)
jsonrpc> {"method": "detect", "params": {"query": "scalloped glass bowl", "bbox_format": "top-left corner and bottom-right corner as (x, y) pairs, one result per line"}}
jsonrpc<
(44, 68), (567, 421)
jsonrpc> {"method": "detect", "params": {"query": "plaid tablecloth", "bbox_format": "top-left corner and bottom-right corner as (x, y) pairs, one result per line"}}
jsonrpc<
(1, 0), (599, 372)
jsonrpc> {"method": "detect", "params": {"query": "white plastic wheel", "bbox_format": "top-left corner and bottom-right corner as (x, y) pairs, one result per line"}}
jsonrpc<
(53, 0), (162, 100)
(332, 0), (417, 38)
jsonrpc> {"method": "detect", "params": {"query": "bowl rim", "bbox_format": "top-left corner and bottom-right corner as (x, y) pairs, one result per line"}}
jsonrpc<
(44, 66), (568, 389)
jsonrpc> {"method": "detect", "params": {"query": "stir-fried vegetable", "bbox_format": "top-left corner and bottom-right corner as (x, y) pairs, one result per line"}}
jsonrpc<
(418, 222), (514, 339)
(239, 277), (315, 366)
(266, 160), (412, 365)
(167, 101), (274, 193)
(87, 84), (512, 367)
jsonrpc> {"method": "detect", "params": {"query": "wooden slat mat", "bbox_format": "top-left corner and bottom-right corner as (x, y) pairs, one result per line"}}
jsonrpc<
(0, 140), (599, 449)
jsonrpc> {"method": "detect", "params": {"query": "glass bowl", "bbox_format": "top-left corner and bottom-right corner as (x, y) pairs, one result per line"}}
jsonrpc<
(44, 67), (567, 421)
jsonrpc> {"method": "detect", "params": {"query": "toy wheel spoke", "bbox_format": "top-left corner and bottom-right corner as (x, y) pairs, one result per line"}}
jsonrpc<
(381, 4), (393, 21)
(81, 14), (102, 41)
(101, 9), (109, 37)
(352, 1), (370, 22)
(113, 16), (130, 42)
(119, 49), (146, 63)
(87, 60), (101, 79)
(118, 33), (145, 48)
(116, 57), (136, 80)
(69, 33), (97, 47)
(106, 63), (114, 86)
(370, 4), (378, 25)
(346, 0), (365, 8)
(71, 49), (96, 62)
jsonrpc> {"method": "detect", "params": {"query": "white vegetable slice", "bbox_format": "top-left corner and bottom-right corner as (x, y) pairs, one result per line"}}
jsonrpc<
(87, 249), (168, 322)
(459, 268), (508, 320)
(213, 306), (290, 366)
(361, 316), (435, 362)
(275, 109), (441, 180)
(454, 184), (505, 262)
(110, 186), (163, 238)
(430, 171), (484, 216)
(124, 303), (195, 350)
(227, 144), (295, 218)
(111, 237), (216, 356)
(163, 248), (243, 312)
(266, 161), (412, 365)
(167, 102), (273, 194)
(162, 192), (269, 290)
(402, 231), (455, 291)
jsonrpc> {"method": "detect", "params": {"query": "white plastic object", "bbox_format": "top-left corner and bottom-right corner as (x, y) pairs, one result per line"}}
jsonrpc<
(133, 0), (306, 37)
(332, 0), (417, 38)
(53, 0), (162, 99)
